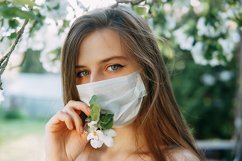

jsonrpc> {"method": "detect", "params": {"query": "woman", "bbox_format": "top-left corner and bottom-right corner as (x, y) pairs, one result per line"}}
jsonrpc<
(45, 6), (204, 161)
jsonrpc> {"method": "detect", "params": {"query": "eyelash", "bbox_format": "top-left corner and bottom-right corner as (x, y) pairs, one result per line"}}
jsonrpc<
(76, 64), (124, 78)
(106, 64), (124, 72)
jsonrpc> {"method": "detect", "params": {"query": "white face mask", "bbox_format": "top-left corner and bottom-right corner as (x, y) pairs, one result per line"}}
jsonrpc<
(76, 72), (147, 127)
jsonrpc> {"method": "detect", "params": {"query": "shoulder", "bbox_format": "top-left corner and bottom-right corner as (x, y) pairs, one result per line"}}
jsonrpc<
(167, 148), (200, 161)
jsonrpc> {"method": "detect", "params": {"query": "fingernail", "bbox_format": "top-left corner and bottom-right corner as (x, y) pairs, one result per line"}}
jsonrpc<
(87, 108), (91, 114)
(69, 124), (73, 130)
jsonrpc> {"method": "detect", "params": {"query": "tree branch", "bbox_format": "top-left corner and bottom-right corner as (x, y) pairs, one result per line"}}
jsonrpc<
(0, 19), (29, 90)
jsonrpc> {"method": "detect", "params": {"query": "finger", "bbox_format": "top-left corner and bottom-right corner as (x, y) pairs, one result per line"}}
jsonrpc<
(47, 111), (74, 131)
(80, 131), (88, 142)
(65, 108), (84, 134)
(66, 100), (90, 116)
(58, 111), (74, 130)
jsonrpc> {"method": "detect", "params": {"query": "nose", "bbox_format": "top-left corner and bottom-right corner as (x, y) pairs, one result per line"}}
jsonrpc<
(89, 71), (103, 83)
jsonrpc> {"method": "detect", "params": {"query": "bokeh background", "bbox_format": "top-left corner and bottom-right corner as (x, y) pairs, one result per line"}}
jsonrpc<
(0, 0), (241, 161)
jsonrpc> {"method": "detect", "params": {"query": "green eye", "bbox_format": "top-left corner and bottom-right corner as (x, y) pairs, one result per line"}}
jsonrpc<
(107, 64), (124, 71)
(76, 70), (89, 78)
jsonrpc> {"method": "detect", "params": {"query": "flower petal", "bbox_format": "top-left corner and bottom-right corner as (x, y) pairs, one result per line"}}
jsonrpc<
(96, 130), (104, 136)
(87, 121), (98, 132)
(88, 121), (98, 126)
(103, 135), (114, 147)
(90, 139), (103, 149)
(87, 131), (100, 140)
(103, 129), (116, 137)
(87, 132), (94, 141)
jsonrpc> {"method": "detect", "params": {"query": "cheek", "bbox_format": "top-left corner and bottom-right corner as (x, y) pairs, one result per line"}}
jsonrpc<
(76, 78), (81, 85)
(129, 61), (140, 71)
(118, 67), (138, 76)
(76, 78), (90, 85)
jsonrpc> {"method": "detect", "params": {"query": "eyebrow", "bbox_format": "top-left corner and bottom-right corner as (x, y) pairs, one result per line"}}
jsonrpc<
(75, 56), (128, 68)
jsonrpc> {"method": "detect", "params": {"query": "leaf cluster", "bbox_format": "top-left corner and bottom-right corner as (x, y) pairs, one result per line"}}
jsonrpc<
(86, 95), (114, 130)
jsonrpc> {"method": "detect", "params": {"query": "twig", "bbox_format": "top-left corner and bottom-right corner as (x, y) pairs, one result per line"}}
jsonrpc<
(0, 19), (29, 90)
(78, 1), (89, 11)
(0, 36), (4, 42)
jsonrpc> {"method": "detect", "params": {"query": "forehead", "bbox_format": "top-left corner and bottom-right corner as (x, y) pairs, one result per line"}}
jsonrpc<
(78, 29), (127, 62)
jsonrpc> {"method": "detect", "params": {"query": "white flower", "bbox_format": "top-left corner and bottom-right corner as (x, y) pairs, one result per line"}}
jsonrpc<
(190, 0), (201, 8)
(191, 42), (207, 65)
(197, 17), (223, 37)
(87, 128), (116, 149)
(40, 49), (61, 73)
(103, 129), (116, 137)
(172, 4), (189, 21)
(163, 3), (172, 13)
(40, 0), (68, 20)
(102, 129), (116, 147)
(174, 28), (194, 50)
(87, 130), (105, 149)
(80, 0), (116, 11)
(87, 121), (98, 132)
(218, 38), (234, 60)
(165, 15), (176, 30)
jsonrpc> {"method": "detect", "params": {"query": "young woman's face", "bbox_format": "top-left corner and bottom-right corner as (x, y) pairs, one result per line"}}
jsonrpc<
(76, 29), (140, 85)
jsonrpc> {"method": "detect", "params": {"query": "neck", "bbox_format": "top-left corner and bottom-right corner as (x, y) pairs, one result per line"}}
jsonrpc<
(100, 123), (148, 154)
(83, 123), (151, 161)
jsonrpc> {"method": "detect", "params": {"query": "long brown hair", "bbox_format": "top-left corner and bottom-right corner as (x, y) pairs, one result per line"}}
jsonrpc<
(61, 6), (204, 161)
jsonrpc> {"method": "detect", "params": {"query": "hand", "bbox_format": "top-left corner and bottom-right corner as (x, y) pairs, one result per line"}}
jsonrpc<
(44, 100), (91, 161)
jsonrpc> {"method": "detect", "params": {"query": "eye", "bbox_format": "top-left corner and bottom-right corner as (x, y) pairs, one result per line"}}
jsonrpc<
(107, 64), (124, 72)
(76, 70), (89, 78)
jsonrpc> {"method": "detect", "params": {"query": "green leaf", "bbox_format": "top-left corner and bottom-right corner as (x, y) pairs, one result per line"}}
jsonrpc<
(89, 95), (101, 122)
(99, 112), (114, 130)
(89, 95), (97, 105)
(133, 5), (149, 16)
(87, 95), (114, 130)
(9, 32), (17, 39)
(8, 19), (19, 28)
(0, 6), (35, 19)
(12, 0), (35, 7)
